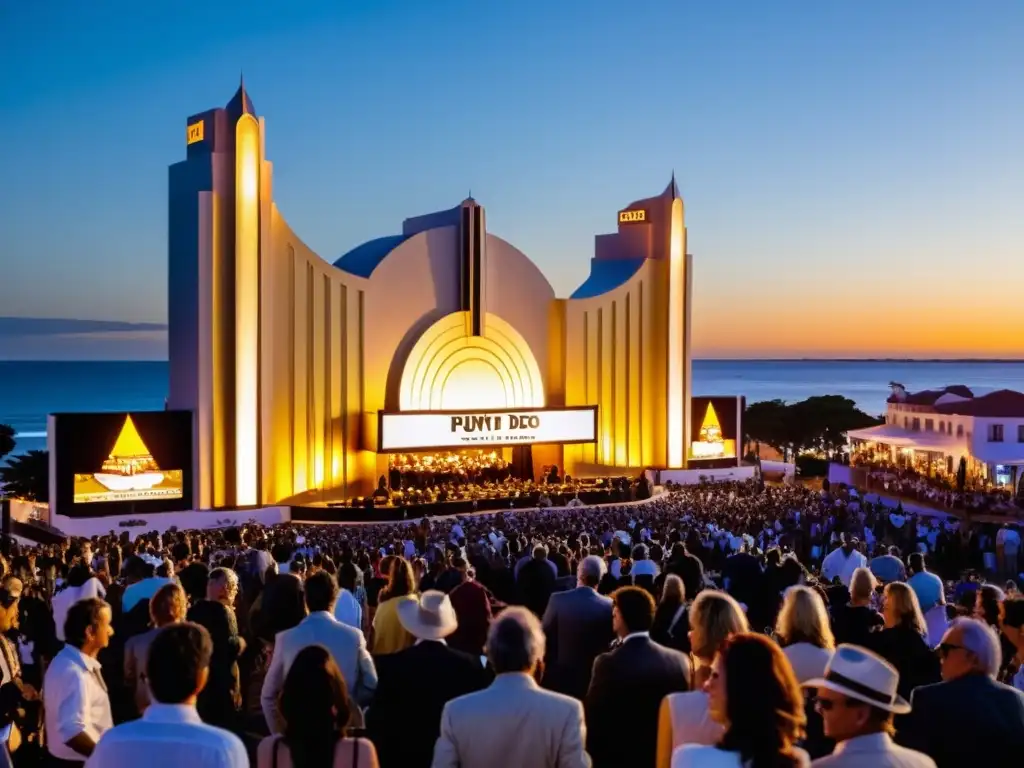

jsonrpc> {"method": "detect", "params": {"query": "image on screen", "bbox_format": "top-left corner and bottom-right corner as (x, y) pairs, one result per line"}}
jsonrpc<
(51, 409), (193, 517)
(689, 396), (744, 465)
(72, 414), (183, 504)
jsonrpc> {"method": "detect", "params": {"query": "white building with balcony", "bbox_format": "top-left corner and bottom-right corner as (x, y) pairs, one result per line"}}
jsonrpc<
(847, 384), (1024, 492)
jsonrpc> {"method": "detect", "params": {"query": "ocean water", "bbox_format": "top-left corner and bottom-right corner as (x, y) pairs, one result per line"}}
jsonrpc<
(1, 359), (1022, 456)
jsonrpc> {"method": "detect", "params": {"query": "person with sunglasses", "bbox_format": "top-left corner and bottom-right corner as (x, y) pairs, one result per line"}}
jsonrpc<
(897, 617), (1024, 767)
(804, 644), (934, 766)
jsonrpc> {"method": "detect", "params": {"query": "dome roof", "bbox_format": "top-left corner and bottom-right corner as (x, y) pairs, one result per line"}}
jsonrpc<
(571, 258), (646, 299)
(333, 235), (409, 278)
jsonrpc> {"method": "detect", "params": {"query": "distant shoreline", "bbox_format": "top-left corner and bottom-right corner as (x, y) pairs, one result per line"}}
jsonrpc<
(2, 358), (1023, 365)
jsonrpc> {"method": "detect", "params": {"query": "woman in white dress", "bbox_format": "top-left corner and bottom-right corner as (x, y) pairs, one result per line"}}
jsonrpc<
(672, 633), (810, 767)
(656, 590), (748, 768)
(776, 586), (835, 684)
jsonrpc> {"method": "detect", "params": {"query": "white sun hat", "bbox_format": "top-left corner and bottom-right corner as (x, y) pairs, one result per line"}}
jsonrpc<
(396, 589), (458, 641)
(804, 644), (911, 714)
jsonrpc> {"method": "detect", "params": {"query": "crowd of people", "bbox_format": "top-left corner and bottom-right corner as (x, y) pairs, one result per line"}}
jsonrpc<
(1, 479), (1023, 766)
(854, 460), (1023, 517)
(386, 451), (514, 490)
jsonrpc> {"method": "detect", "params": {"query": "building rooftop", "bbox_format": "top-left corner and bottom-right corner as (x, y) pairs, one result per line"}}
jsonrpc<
(887, 384), (974, 405)
(934, 389), (1024, 418)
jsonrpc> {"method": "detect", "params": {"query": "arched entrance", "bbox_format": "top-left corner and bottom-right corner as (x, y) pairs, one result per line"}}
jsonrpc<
(395, 311), (545, 481)
(399, 311), (545, 411)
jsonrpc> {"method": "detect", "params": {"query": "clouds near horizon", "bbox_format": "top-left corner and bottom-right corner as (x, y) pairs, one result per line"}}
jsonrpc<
(0, 318), (167, 360)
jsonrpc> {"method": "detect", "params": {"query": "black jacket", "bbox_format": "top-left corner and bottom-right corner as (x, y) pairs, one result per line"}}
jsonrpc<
(865, 626), (941, 700)
(898, 673), (1024, 768)
(585, 636), (690, 768)
(366, 640), (490, 768)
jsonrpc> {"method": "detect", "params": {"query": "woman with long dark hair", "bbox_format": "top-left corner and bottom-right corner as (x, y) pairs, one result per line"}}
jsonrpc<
(257, 645), (378, 768)
(673, 633), (809, 767)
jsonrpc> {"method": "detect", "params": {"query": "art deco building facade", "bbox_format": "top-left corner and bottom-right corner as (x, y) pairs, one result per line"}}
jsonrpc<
(168, 82), (693, 509)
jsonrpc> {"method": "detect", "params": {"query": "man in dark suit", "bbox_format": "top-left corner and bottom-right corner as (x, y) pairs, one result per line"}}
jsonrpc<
(541, 555), (614, 699)
(898, 617), (1024, 767)
(585, 586), (690, 768)
(517, 545), (557, 617)
(366, 590), (489, 768)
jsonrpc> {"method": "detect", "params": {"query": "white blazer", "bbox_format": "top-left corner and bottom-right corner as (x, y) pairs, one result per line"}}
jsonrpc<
(260, 611), (377, 734)
(811, 733), (936, 767)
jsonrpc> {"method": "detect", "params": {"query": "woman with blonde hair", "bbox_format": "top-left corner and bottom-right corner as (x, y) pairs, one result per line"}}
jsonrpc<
(656, 590), (749, 768)
(832, 566), (884, 647)
(775, 585), (835, 684)
(866, 581), (940, 699)
(651, 574), (690, 653)
(370, 557), (418, 655)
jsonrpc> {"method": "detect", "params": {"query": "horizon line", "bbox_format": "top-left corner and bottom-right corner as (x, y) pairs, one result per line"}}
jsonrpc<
(2, 357), (1024, 364)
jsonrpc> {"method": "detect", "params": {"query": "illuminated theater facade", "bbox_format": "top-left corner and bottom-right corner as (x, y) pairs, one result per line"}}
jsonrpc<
(168, 82), (696, 509)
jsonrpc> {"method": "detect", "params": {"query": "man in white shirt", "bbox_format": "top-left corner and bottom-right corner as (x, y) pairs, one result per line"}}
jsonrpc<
(85, 623), (247, 768)
(51, 565), (106, 643)
(821, 536), (868, 587)
(43, 598), (114, 766)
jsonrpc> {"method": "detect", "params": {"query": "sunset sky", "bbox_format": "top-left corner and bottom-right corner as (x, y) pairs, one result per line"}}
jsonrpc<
(1, 1), (1022, 359)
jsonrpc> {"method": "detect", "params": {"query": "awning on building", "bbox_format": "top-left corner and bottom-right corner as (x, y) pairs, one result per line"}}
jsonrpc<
(969, 445), (1024, 465)
(846, 424), (961, 453)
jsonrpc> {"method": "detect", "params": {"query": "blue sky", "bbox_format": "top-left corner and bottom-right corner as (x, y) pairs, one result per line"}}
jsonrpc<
(1, 1), (1022, 358)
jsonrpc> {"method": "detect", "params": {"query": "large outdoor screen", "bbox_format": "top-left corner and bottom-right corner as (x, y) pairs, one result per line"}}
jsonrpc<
(50, 411), (193, 516)
(379, 407), (598, 452)
(689, 396), (744, 466)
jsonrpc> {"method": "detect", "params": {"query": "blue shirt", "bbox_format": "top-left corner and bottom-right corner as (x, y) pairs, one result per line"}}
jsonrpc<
(85, 703), (247, 768)
(869, 555), (906, 584)
(908, 571), (945, 612)
(122, 577), (175, 613)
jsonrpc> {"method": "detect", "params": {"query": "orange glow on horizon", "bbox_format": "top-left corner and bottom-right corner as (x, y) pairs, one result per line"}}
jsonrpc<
(692, 287), (1024, 359)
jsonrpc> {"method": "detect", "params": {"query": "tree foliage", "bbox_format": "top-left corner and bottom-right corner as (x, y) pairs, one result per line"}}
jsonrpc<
(744, 395), (882, 461)
(0, 450), (49, 502)
(0, 424), (14, 463)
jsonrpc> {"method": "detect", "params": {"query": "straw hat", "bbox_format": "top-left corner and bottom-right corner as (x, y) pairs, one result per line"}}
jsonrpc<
(804, 644), (911, 714)
(397, 590), (458, 641)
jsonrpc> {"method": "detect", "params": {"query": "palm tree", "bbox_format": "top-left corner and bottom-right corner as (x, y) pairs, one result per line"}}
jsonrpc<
(0, 450), (49, 502)
(0, 424), (14, 462)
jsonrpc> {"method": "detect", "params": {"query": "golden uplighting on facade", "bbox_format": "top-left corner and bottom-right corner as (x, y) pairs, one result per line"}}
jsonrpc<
(234, 115), (260, 506)
(667, 197), (685, 468)
(169, 83), (707, 506)
(400, 311), (545, 412)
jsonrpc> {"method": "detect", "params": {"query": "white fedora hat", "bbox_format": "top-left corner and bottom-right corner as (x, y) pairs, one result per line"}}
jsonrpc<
(804, 644), (911, 714)
(397, 590), (458, 641)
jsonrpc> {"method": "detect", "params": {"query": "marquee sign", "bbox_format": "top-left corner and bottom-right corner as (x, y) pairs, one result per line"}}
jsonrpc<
(378, 407), (598, 452)
(618, 209), (647, 224)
